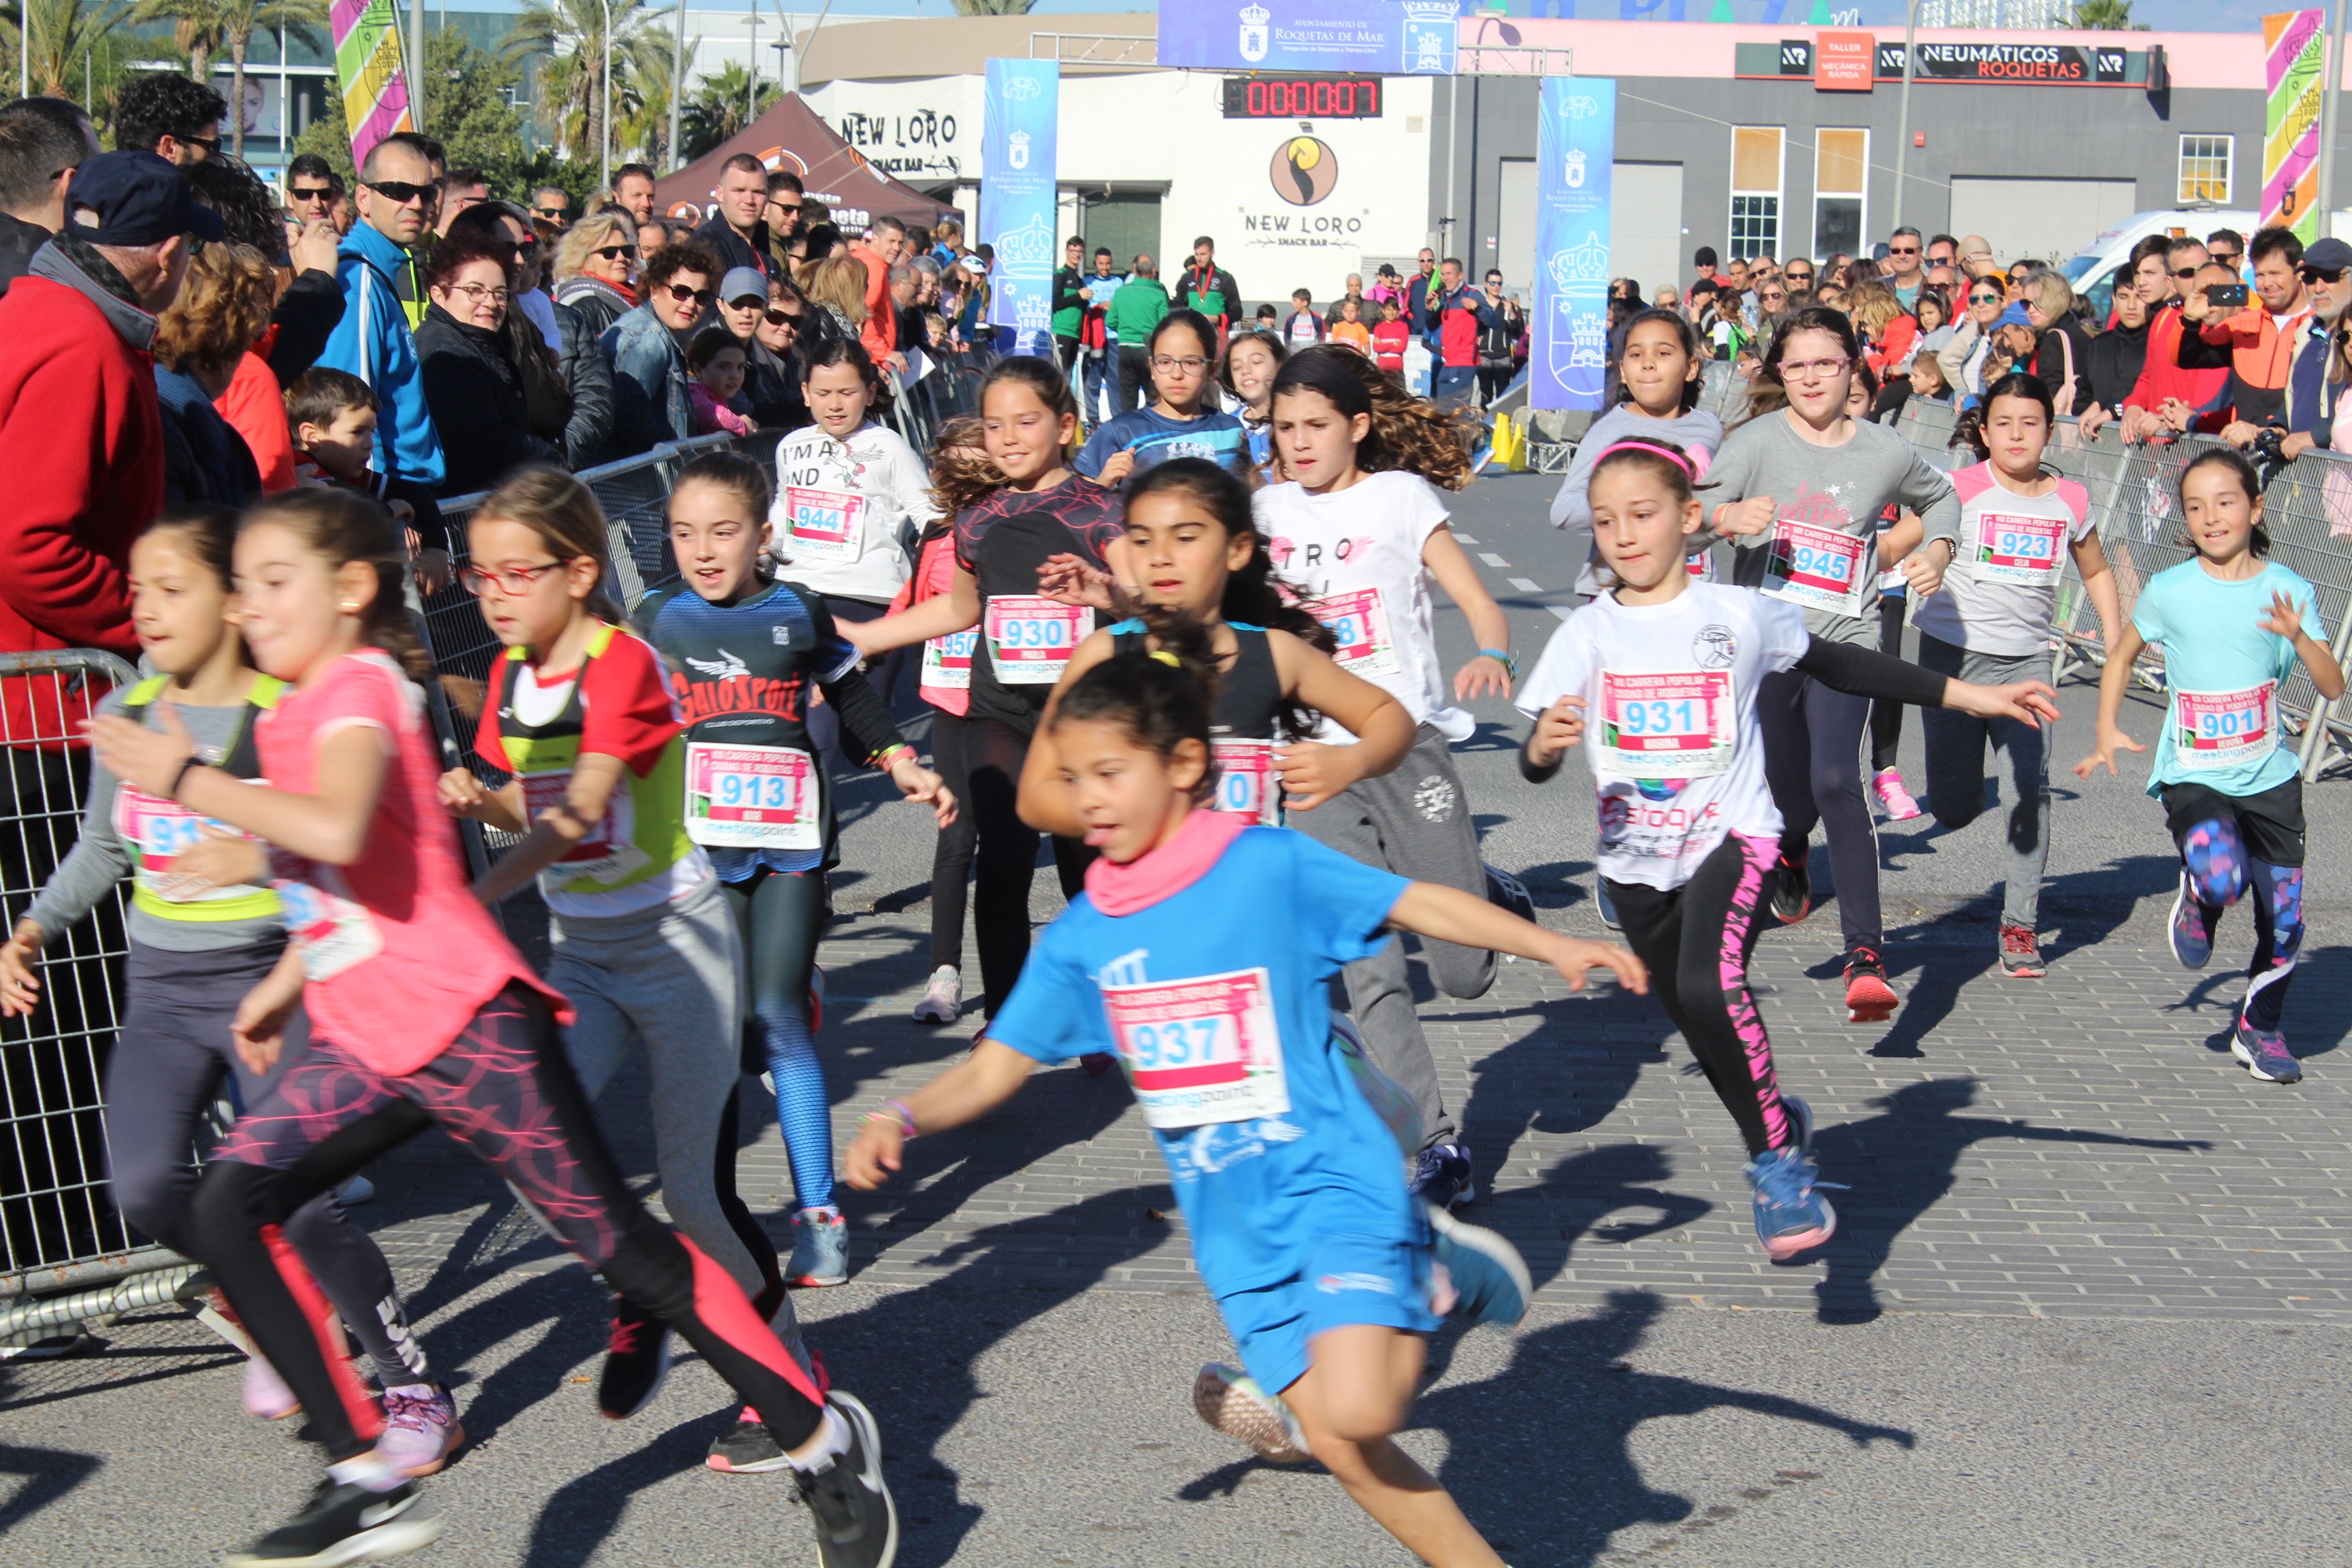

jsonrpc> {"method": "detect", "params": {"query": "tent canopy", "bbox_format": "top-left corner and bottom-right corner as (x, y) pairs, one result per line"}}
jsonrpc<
(657, 93), (962, 232)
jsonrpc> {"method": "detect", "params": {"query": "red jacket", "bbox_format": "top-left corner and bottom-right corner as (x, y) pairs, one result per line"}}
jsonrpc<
(2123, 304), (2231, 431)
(0, 266), (154, 740)
(853, 246), (897, 364)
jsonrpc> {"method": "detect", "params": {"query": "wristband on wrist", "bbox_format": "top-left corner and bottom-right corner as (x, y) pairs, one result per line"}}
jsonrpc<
(1477, 648), (1518, 679)
(864, 1098), (919, 1138)
(168, 755), (204, 802)
(872, 742), (915, 772)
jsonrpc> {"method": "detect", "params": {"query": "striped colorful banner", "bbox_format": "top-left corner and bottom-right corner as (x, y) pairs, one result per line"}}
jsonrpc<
(331, 0), (414, 171)
(2264, 9), (2325, 241)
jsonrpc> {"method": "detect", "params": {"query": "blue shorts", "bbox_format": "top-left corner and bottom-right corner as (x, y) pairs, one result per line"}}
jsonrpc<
(1216, 1230), (1440, 1396)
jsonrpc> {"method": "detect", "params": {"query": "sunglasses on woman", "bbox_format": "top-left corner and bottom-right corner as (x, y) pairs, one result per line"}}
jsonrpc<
(666, 282), (715, 306)
(592, 244), (638, 261)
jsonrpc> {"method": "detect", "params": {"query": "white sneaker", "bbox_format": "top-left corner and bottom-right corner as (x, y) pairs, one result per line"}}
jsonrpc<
(911, 966), (962, 1024)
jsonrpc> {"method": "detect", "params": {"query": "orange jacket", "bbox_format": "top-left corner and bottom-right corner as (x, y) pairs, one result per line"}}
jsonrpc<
(2193, 301), (2308, 393)
(853, 245), (896, 364)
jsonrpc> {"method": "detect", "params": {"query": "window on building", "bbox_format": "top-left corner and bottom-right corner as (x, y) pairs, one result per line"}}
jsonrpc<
(2179, 135), (2233, 205)
(1814, 129), (1867, 262)
(1731, 127), (1784, 260)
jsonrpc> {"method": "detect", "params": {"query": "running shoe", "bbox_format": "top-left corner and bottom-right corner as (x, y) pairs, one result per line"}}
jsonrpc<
(374, 1386), (462, 1478)
(1997, 923), (2046, 979)
(1192, 1362), (1312, 1465)
(2232, 1023), (2304, 1084)
(1769, 847), (1812, 925)
(1080, 1051), (1117, 1075)
(1426, 1203), (1533, 1327)
(1870, 767), (1923, 822)
(1595, 877), (1620, 931)
(788, 1209), (851, 1288)
(1844, 946), (1899, 1024)
(794, 1391), (899, 1568)
(597, 1296), (670, 1419)
(334, 1174), (374, 1206)
(1746, 1103), (1837, 1260)
(1410, 1143), (1476, 1209)
(911, 966), (962, 1024)
(708, 1407), (789, 1473)
(223, 1475), (442, 1568)
(1484, 862), (1537, 924)
(242, 1353), (301, 1420)
(2168, 870), (2216, 970)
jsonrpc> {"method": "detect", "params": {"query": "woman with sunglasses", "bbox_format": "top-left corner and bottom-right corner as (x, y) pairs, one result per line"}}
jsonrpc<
(1936, 274), (2014, 399)
(555, 213), (643, 340)
(606, 238), (721, 454)
(1707, 306), (1962, 1024)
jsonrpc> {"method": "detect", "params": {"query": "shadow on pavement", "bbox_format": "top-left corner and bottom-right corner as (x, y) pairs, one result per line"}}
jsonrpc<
(0, 1440), (99, 1531)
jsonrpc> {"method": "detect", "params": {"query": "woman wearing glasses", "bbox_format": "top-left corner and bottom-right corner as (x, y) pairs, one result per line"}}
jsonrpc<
(1706, 306), (1961, 1025)
(605, 238), (722, 453)
(1936, 273), (2014, 399)
(415, 230), (564, 495)
(553, 217), (641, 359)
(1073, 309), (1249, 486)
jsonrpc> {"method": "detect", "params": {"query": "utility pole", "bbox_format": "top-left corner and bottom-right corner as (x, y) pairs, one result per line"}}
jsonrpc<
(748, 5), (759, 124)
(408, 0), (426, 132)
(1891, 0), (1917, 234)
(670, 2), (687, 172)
(2321, 0), (2350, 239)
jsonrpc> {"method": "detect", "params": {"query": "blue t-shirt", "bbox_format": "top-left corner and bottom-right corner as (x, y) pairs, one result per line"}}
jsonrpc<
(1074, 406), (1250, 484)
(987, 826), (1420, 1298)
(2132, 557), (2325, 798)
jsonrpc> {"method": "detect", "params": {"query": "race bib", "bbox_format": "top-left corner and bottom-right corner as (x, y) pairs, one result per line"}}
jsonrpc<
(521, 771), (650, 884)
(1762, 519), (1868, 619)
(114, 781), (270, 904)
(1597, 672), (1734, 780)
(1211, 738), (1283, 826)
(1101, 966), (1290, 1129)
(684, 742), (821, 849)
(1686, 549), (1714, 581)
(983, 596), (1092, 685)
(1974, 512), (2067, 585)
(921, 628), (977, 692)
(273, 868), (381, 981)
(2174, 682), (2277, 773)
(1305, 587), (1400, 678)
(782, 486), (863, 564)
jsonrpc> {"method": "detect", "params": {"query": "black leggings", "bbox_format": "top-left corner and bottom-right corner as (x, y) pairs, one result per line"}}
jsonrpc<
(927, 709), (977, 972)
(1605, 833), (1796, 1158)
(1871, 595), (1906, 773)
(965, 716), (1093, 1014)
(192, 985), (826, 1463)
(1756, 667), (1881, 952)
(808, 596), (910, 777)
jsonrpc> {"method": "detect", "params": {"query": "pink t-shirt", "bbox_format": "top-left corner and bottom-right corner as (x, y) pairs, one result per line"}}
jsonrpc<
(259, 651), (566, 1076)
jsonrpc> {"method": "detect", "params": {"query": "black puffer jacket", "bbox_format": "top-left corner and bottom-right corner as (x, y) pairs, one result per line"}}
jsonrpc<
(556, 298), (618, 468)
(415, 304), (562, 495)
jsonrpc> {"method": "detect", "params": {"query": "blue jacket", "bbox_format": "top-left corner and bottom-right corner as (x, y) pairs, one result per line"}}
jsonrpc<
(602, 301), (694, 455)
(316, 221), (444, 489)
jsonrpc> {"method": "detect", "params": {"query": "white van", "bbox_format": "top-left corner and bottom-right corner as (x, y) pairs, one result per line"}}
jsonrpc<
(2058, 208), (2259, 321)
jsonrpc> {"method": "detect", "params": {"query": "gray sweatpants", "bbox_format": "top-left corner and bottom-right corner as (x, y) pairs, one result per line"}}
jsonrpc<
(1918, 634), (2051, 931)
(1289, 724), (1494, 1152)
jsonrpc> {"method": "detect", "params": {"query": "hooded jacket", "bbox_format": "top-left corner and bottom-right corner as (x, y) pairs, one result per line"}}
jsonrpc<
(315, 219), (446, 489)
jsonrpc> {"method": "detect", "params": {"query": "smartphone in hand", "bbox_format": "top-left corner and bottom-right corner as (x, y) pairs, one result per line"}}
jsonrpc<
(2206, 282), (2249, 310)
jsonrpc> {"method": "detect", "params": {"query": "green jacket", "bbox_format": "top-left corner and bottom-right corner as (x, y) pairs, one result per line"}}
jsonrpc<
(1106, 278), (1171, 346)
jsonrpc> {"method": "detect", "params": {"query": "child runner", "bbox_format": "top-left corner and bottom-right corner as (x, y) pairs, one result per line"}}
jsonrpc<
(1018, 457), (1415, 831)
(1076, 308), (1251, 485)
(1215, 327), (1286, 474)
(844, 644), (1646, 1568)
(1915, 374), (2122, 977)
(2074, 447), (2342, 1084)
(434, 466), (811, 1459)
(1707, 306), (1961, 1023)
(94, 489), (894, 1568)
(843, 359), (1135, 1018)
(1519, 439), (2060, 1253)
(1254, 345), (1520, 1210)
(638, 453), (954, 1320)
(1850, 359), (1926, 823)
(0, 507), (434, 1445)
(687, 328), (760, 437)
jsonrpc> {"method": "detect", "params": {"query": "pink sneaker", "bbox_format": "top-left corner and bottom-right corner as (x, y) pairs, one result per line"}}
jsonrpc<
(240, 1354), (301, 1420)
(375, 1385), (464, 1477)
(1871, 767), (1922, 821)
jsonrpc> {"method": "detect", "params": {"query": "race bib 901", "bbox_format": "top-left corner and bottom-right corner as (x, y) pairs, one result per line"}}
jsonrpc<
(2174, 682), (2276, 772)
(1101, 966), (1289, 1129)
(1763, 519), (1868, 619)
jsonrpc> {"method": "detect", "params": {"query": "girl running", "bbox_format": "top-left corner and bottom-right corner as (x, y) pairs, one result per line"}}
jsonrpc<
(1519, 440), (2060, 1254)
(0, 506), (433, 1445)
(843, 358), (1135, 1017)
(2074, 447), (2341, 1085)
(92, 489), (894, 1568)
(1708, 306), (1961, 1023)
(434, 466), (806, 1454)
(1017, 456), (1415, 831)
(1915, 374), (2122, 977)
(1852, 359), (1925, 824)
(1216, 327), (1286, 474)
(1550, 308), (1722, 600)
(1076, 308), (1250, 485)
(844, 644), (1646, 1568)
(637, 453), (954, 1319)
(1253, 344), (1517, 1211)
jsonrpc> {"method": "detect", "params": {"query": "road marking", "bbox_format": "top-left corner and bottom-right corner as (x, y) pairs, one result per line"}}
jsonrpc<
(1549, 605), (1575, 621)
(1479, 553), (1511, 568)
(1509, 577), (1542, 592)
(1452, 532), (1480, 544)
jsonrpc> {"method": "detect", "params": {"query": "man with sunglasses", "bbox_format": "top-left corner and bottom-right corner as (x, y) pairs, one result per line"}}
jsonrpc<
(762, 170), (804, 274)
(1782, 259), (1816, 296)
(2204, 234), (2352, 461)
(1887, 225), (1926, 310)
(315, 131), (445, 493)
(604, 234), (721, 454)
(1926, 233), (1958, 270)
(531, 184), (571, 231)
(113, 72), (226, 167)
(2207, 227), (2248, 280)
(283, 151), (342, 231)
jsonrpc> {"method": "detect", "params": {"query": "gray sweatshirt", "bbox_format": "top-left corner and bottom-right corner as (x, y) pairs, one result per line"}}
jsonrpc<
(1708, 410), (1959, 645)
(1550, 404), (1730, 598)
(24, 689), (284, 952)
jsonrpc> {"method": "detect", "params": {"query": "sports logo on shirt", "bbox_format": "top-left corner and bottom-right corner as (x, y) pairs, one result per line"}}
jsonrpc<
(1693, 625), (1737, 669)
(686, 649), (751, 681)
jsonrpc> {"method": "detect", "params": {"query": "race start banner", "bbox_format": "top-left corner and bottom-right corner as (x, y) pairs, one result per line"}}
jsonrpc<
(1532, 76), (1614, 411)
(2264, 9), (2325, 241)
(1158, 0), (1458, 76)
(983, 58), (1059, 355)
(331, 0), (416, 171)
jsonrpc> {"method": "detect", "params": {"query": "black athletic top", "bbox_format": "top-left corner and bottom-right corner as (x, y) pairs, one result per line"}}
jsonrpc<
(956, 478), (1123, 734)
(1108, 619), (1284, 741)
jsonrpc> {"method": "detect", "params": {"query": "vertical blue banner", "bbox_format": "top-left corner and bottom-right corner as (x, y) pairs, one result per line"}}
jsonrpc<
(983, 58), (1060, 355)
(1532, 76), (1614, 410)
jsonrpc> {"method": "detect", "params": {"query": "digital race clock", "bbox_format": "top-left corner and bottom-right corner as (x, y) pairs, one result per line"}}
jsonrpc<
(1221, 76), (1383, 119)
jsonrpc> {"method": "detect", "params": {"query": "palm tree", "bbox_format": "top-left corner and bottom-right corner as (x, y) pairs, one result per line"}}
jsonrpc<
(679, 59), (779, 160)
(5, 0), (128, 97)
(217, 0), (329, 159)
(502, 0), (662, 165)
(618, 24), (700, 168)
(950, 0), (1036, 14)
(127, 0), (226, 82)
(2072, 0), (2145, 28)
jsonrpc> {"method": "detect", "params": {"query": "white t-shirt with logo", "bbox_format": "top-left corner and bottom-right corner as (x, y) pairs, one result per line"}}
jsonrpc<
(1910, 460), (2093, 659)
(1515, 582), (1812, 892)
(1254, 470), (1453, 740)
(768, 420), (936, 604)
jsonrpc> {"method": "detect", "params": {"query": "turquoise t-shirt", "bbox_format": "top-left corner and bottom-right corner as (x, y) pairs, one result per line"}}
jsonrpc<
(2131, 557), (2325, 799)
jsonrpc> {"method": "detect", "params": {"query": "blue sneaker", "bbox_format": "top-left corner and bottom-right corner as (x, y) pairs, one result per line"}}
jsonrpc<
(2232, 1023), (2304, 1084)
(1595, 878), (1620, 931)
(1426, 1203), (1531, 1327)
(1747, 1096), (1836, 1260)
(787, 1208), (850, 1287)
(2168, 870), (2216, 970)
(1411, 1143), (1476, 1209)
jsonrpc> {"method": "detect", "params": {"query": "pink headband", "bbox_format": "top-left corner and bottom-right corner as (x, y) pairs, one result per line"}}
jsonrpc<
(1592, 439), (1712, 481)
